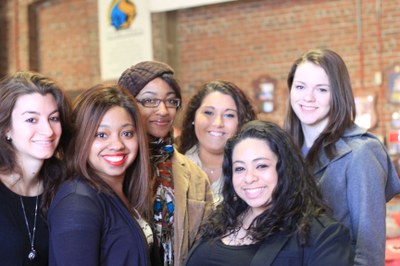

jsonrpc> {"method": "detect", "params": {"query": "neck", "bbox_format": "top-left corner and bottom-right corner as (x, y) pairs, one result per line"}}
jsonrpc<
(198, 146), (223, 169)
(1, 159), (44, 196)
(1, 173), (42, 196)
(198, 146), (223, 183)
(102, 175), (129, 207)
(300, 119), (329, 148)
(301, 124), (321, 148)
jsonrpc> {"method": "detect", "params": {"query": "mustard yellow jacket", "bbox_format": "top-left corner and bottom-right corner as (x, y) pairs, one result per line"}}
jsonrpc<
(172, 151), (214, 266)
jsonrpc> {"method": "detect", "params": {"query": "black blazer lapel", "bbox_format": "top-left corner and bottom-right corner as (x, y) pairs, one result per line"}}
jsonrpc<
(250, 233), (290, 266)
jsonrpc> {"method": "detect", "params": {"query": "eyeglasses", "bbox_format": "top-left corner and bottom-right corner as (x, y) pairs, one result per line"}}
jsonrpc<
(136, 98), (181, 108)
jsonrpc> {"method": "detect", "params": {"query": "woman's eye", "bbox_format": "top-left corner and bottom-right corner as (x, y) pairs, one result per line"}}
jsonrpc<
(50, 116), (60, 122)
(295, 85), (304, 90)
(142, 98), (156, 104)
(203, 110), (213, 116)
(95, 132), (106, 138)
(233, 166), (245, 172)
(122, 131), (134, 137)
(257, 164), (268, 169)
(25, 118), (36, 123)
(224, 113), (236, 119)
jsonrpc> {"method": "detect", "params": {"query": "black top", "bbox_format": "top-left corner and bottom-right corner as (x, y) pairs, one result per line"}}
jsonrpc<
(0, 181), (48, 266)
(185, 239), (261, 266)
(185, 215), (354, 266)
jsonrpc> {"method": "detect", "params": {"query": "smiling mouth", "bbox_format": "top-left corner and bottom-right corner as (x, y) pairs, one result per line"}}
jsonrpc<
(300, 104), (317, 111)
(208, 131), (225, 137)
(152, 120), (170, 125)
(243, 187), (266, 198)
(33, 140), (54, 145)
(103, 155), (127, 166)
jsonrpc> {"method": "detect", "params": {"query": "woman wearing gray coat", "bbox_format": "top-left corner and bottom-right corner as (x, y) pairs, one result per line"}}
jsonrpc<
(284, 48), (400, 265)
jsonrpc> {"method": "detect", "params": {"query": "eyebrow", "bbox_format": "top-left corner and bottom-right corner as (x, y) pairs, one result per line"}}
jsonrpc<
(21, 109), (59, 116)
(201, 106), (238, 112)
(293, 80), (329, 87)
(233, 157), (271, 164)
(98, 123), (135, 129)
(138, 91), (176, 97)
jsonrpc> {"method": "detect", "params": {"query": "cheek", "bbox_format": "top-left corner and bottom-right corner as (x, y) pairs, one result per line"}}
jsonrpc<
(322, 96), (331, 107)
(168, 108), (177, 120)
(131, 140), (139, 157)
(225, 120), (239, 136)
(290, 90), (298, 103)
(89, 141), (103, 157)
(53, 124), (62, 136)
(137, 106), (152, 122)
(194, 115), (207, 134)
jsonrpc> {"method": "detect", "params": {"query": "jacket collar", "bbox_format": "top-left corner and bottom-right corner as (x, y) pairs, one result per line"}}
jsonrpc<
(314, 124), (366, 175)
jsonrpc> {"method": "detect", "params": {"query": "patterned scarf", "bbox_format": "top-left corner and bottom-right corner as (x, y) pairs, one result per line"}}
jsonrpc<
(149, 134), (175, 266)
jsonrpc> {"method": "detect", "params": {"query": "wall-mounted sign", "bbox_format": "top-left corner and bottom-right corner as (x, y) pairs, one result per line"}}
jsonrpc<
(354, 92), (377, 130)
(388, 65), (400, 104)
(98, 0), (153, 81)
(149, 0), (237, 12)
(252, 75), (276, 113)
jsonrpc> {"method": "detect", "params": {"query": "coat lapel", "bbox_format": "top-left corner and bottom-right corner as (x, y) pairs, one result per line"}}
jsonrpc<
(172, 154), (190, 264)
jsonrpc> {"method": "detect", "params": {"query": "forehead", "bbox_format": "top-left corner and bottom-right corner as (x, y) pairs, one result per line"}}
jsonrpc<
(138, 78), (176, 97)
(200, 91), (237, 109)
(232, 137), (276, 160)
(99, 106), (134, 125)
(13, 93), (57, 112)
(294, 62), (329, 84)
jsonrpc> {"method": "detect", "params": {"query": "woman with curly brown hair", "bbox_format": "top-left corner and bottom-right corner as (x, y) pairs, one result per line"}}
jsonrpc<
(177, 80), (256, 203)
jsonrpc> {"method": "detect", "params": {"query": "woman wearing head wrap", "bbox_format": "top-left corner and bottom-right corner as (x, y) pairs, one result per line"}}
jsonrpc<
(118, 61), (214, 266)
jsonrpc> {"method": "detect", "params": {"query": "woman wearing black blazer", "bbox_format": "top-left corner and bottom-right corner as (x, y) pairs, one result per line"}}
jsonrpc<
(185, 120), (353, 266)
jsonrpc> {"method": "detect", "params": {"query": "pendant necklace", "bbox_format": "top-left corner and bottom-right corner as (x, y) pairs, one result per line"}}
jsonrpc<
(20, 195), (38, 260)
(202, 165), (222, 175)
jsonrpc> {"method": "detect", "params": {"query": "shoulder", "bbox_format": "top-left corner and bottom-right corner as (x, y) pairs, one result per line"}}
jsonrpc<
(341, 125), (386, 153)
(173, 150), (207, 179)
(307, 215), (351, 244)
(184, 145), (201, 166)
(56, 178), (98, 198)
(49, 178), (103, 213)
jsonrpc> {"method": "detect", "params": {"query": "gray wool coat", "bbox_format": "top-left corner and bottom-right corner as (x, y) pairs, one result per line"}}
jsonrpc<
(313, 124), (400, 266)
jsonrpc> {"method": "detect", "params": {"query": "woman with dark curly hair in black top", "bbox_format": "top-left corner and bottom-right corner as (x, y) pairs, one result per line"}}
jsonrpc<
(185, 120), (353, 266)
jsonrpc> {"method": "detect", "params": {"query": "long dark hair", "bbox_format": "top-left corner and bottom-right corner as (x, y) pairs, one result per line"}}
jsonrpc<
(0, 71), (73, 215)
(66, 84), (151, 219)
(284, 49), (355, 166)
(177, 80), (256, 153)
(200, 120), (327, 245)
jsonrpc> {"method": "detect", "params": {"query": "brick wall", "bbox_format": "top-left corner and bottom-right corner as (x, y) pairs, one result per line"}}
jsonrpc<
(1, 0), (399, 139)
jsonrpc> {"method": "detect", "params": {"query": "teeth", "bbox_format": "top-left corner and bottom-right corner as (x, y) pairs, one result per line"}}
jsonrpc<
(34, 140), (52, 144)
(104, 156), (124, 162)
(301, 106), (317, 111)
(209, 131), (224, 137)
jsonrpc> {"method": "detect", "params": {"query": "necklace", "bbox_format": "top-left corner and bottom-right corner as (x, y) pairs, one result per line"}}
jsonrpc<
(227, 226), (254, 246)
(202, 165), (222, 175)
(20, 195), (38, 260)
